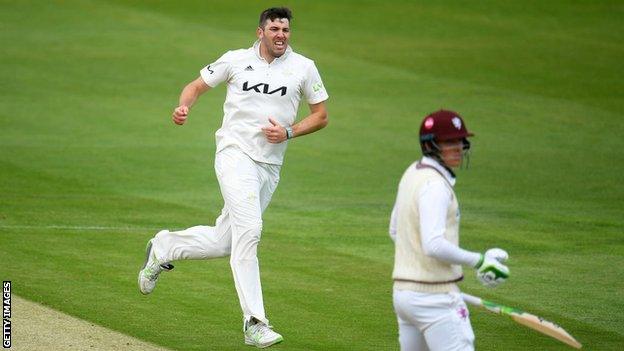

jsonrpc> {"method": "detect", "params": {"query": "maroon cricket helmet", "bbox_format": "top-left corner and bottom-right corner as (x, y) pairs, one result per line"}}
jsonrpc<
(419, 110), (474, 157)
(419, 109), (474, 142)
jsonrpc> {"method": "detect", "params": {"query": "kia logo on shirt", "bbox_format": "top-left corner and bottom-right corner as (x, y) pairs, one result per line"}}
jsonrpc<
(242, 81), (287, 96)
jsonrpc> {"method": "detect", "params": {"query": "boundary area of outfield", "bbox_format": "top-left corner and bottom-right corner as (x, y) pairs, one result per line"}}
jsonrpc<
(9, 295), (170, 351)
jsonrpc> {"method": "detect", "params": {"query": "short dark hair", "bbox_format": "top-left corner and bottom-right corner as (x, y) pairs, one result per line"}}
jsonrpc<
(258, 7), (292, 28)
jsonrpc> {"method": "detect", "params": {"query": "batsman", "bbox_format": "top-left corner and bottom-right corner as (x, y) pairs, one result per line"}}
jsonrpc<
(389, 110), (510, 350)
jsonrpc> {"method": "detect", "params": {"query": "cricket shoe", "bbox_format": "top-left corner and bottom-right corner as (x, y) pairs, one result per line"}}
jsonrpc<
(138, 234), (174, 295)
(244, 317), (283, 348)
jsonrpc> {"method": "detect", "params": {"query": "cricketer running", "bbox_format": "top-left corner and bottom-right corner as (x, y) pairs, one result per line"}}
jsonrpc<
(137, 7), (329, 348)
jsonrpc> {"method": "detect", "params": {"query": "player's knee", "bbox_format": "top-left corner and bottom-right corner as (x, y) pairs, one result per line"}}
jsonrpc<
(219, 243), (232, 257)
(229, 221), (262, 261)
(241, 221), (263, 238)
(229, 248), (259, 266)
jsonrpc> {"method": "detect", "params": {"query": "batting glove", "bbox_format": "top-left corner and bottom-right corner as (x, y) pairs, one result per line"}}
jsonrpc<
(475, 248), (509, 288)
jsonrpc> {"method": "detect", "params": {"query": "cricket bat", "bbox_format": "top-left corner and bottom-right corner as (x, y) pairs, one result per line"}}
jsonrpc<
(462, 293), (582, 349)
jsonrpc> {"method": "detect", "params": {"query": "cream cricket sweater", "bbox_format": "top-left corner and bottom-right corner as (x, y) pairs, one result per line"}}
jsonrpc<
(392, 162), (463, 293)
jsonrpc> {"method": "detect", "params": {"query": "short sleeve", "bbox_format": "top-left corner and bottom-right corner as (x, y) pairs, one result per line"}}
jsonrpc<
(302, 62), (329, 104)
(200, 52), (232, 88)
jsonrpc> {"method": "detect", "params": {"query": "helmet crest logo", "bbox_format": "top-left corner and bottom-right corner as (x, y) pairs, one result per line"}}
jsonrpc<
(452, 116), (462, 130)
(424, 117), (434, 129)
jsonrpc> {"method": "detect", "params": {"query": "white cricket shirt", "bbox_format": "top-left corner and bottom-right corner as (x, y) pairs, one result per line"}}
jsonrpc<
(200, 40), (329, 165)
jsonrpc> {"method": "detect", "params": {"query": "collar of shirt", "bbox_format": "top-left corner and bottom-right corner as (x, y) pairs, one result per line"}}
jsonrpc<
(421, 156), (456, 187)
(253, 40), (293, 63)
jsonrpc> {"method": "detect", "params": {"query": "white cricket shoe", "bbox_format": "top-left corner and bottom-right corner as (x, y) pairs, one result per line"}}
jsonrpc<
(138, 235), (173, 295)
(244, 318), (283, 348)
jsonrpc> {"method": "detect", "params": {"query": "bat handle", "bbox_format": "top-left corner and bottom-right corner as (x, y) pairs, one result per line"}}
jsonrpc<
(461, 293), (483, 307)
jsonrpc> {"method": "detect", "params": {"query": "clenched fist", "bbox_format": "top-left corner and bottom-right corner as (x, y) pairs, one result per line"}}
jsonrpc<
(261, 117), (288, 144)
(173, 105), (189, 125)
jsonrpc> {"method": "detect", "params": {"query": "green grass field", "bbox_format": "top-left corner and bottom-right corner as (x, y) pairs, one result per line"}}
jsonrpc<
(1, 0), (623, 350)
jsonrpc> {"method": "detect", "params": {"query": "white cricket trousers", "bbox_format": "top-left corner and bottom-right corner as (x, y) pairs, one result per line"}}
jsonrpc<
(151, 146), (280, 326)
(393, 289), (475, 351)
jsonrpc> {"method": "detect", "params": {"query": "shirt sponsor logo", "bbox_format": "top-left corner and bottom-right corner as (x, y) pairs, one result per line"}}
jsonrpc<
(242, 81), (287, 96)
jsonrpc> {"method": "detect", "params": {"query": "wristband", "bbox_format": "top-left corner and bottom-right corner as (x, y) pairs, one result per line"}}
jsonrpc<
(285, 126), (294, 139)
(474, 254), (484, 269)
